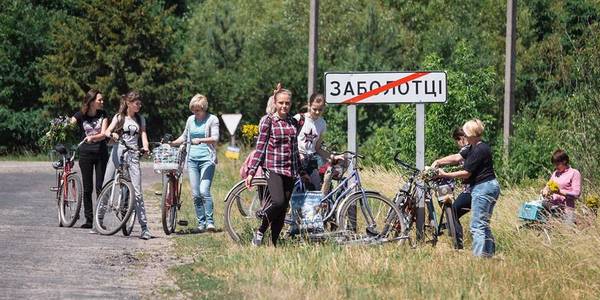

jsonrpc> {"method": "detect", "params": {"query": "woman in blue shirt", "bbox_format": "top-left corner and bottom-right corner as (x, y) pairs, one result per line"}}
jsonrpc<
(171, 94), (220, 232)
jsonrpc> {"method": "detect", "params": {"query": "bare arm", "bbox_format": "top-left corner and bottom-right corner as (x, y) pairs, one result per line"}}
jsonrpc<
(438, 169), (470, 180)
(432, 153), (463, 168)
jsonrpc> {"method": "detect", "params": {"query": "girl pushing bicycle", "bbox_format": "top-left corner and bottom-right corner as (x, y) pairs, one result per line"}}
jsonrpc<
(103, 91), (152, 240)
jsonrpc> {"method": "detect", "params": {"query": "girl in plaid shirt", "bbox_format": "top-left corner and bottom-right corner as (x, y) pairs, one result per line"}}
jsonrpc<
(245, 86), (301, 246)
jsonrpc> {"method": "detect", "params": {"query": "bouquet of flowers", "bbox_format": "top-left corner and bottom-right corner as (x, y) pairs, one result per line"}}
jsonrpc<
(241, 124), (259, 145)
(38, 116), (78, 150)
(546, 180), (560, 194)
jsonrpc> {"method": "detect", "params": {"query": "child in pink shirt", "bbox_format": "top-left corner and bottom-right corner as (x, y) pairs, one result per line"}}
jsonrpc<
(542, 149), (581, 223)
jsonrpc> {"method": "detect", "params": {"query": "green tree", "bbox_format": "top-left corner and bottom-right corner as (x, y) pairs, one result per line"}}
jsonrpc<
(39, 0), (189, 139)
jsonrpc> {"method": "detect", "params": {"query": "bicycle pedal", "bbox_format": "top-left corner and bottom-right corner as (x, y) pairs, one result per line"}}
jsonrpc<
(177, 220), (188, 226)
(49, 187), (59, 192)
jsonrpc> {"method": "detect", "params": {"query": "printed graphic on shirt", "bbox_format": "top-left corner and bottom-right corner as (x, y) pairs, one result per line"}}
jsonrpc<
(82, 118), (103, 137)
(301, 128), (319, 150)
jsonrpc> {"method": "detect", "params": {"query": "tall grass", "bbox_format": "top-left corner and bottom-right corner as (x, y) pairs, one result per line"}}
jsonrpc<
(159, 154), (600, 299)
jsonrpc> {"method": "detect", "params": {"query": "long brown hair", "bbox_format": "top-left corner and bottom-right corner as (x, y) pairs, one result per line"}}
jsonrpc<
(81, 89), (101, 114)
(115, 91), (142, 133)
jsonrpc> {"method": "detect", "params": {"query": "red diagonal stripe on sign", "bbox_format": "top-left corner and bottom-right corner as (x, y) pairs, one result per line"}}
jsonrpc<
(341, 72), (430, 104)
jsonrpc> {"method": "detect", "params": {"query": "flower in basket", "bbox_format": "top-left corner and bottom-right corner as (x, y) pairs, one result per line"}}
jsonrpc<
(546, 180), (560, 194)
(420, 166), (439, 181)
(241, 124), (259, 145)
(38, 116), (79, 150)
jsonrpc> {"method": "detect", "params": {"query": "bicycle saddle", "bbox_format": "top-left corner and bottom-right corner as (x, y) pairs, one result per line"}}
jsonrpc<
(54, 144), (68, 155)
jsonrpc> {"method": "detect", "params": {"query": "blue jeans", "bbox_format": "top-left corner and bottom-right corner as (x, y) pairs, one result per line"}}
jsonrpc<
(470, 179), (500, 257)
(188, 160), (215, 226)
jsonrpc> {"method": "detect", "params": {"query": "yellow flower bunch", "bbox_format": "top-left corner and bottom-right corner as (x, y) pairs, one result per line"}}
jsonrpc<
(546, 180), (560, 193)
(584, 195), (600, 211)
(241, 124), (259, 145)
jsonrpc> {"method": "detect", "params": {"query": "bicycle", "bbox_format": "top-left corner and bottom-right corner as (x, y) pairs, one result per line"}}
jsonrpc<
(152, 138), (188, 235)
(223, 151), (403, 245)
(50, 140), (85, 227)
(93, 138), (142, 236)
(392, 153), (461, 249)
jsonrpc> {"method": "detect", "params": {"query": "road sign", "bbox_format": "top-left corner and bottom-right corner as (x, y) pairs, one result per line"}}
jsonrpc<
(325, 71), (447, 104)
(221, 114), (243, 135)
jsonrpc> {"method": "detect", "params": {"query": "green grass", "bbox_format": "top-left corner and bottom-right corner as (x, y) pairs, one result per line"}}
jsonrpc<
(158, 153), (600, 299)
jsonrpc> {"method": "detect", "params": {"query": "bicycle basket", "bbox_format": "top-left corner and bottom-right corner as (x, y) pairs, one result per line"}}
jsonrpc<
(152, 144), (183, 173)
(518, 200), (546, 222)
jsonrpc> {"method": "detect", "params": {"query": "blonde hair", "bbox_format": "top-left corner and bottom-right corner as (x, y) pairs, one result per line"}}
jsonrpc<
(266, 87), (292, 115)
(266, 96), (276, 114)
(462, 119), (485, 137)
(189, 94), (208, 111)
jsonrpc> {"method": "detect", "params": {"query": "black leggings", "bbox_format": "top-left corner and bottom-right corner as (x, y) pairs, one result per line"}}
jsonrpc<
(79, 150), (108, 223)
(259, 172), (295, 246)
(452, 191), (472, 249)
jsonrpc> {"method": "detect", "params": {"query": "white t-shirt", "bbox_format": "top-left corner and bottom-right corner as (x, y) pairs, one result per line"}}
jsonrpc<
(112, 114), (146, 148)
(294, 113), (327, 156)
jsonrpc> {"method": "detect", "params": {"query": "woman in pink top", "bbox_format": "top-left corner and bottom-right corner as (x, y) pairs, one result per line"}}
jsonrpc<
(541, 149), (581, 224)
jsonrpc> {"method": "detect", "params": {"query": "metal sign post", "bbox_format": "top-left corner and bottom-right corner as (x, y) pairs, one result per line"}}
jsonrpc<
(325, 71), (447, 241)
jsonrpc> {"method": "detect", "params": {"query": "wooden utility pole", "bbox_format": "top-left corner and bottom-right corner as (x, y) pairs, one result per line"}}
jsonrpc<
(307, 0), (319, 97)
(504, 0), (516, 157)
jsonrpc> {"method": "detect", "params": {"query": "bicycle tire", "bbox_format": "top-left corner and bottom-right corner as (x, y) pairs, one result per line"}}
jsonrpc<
(59, 173), (83, 227)
(398, 197), (438, 247)
(336, 191), (404, 243)
(122, 209), (136, 236)
(443, 205), (460, 249)
(57, 195), (63, 227)
(94, 178), (135, 235)
(224, 178), (270, 244)
(161, 177), (177, 235)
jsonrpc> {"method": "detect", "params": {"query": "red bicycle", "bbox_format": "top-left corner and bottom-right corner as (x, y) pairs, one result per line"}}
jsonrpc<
(50, 140), (85, 227)
(152, 140), (188, 234)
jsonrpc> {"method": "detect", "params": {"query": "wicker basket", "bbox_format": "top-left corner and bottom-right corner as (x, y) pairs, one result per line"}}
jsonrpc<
(152, 144), (185, 173)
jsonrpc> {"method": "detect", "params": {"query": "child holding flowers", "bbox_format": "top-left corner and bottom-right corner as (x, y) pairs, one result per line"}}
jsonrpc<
(541, 149), (581, 224)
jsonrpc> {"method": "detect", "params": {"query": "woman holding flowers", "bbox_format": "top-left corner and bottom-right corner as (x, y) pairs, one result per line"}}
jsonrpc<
(541, 149), (581, 224)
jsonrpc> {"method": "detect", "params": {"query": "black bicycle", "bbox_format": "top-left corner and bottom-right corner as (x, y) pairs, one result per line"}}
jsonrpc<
(392, 153), (461, 249)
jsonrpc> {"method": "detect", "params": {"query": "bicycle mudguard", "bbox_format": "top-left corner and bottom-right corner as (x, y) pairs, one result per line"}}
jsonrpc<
(223, 177), (268, 202)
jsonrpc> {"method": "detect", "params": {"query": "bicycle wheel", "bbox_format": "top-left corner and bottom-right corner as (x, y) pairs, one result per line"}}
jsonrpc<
(224, 178), (269, 244)
(59, 174), (83, 227)
(397, 194), (438, 247)
(336, 191), (404, 243)
(94, 178), (135, 235)
(122, 209), (137, 236)
(161, 177), (178, 235)
(444, 204), (460, 249)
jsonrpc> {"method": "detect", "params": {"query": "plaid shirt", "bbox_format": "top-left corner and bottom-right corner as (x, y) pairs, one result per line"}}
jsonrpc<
(248, 114), (300, 178)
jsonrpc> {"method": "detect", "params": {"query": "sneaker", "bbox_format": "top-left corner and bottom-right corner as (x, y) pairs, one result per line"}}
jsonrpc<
(252, 231), (263, 247)
(140, 229), (153, 240)
(80, 223), (93, 229)
(206, 223), (216, 232)
(197, 224), (206, 231)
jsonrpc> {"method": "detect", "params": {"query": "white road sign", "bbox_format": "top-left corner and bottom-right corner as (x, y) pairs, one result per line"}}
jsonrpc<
(221, 114), (242, 135)
(325, 71), (447, 104)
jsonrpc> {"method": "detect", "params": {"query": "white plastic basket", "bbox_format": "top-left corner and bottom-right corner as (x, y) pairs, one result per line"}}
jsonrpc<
(152, 144), (184, 173)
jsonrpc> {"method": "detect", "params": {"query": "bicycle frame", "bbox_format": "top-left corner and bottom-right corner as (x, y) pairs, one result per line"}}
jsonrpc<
(107, 140), (137, 213)
(54, 141), (83, 202)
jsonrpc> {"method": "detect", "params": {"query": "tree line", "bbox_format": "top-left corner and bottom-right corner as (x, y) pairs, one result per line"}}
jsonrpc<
(1, 0), (599, 185)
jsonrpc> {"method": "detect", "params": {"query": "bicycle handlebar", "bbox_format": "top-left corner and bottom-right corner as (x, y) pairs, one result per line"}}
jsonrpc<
(393, 152), (420, 173)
